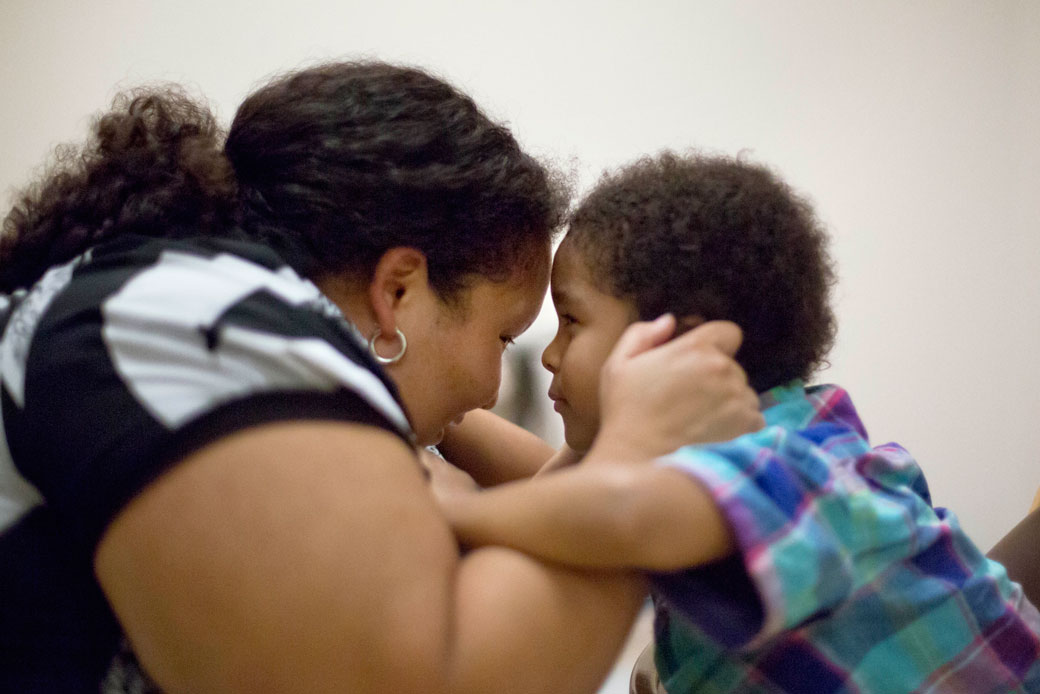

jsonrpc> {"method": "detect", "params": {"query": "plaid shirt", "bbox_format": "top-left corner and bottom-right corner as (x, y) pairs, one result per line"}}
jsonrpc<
(650, 382), (1040, 693)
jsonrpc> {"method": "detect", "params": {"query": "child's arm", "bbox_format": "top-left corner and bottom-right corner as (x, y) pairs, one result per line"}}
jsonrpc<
(535, 445), (582, 476)
(441, 319), (761, 569)
(441, 459), (735, 571)
(437, 408), (557, 486)
(437, 318), (763, 487)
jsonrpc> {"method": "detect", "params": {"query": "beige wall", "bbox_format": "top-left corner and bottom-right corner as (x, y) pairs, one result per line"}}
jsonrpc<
(2, 0), (1038, 549)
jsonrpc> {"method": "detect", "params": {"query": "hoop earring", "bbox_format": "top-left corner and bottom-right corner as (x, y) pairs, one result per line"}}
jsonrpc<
(368, 327), (408, 365)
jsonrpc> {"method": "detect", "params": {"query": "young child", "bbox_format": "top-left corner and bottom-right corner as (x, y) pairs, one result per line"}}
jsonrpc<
(442, 153), (1040, 693)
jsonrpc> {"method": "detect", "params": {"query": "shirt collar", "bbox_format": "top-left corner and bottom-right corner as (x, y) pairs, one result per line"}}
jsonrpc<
(758, 380), (870, 442)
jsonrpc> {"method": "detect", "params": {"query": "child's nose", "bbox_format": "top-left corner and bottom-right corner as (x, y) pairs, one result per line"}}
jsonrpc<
(541, 337), (559, 374)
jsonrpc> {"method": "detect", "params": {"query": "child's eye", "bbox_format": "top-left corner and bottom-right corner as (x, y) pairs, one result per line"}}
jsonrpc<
(559, 313), (578, 327)
(500, 336), (516, 349)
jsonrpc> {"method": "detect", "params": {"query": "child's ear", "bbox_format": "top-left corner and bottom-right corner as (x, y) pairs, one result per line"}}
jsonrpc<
(674, 315), (706, 337)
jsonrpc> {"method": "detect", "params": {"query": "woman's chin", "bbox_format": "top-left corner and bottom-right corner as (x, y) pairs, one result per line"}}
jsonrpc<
(417, 413), (467, 448)
(419, 429), (445, 447)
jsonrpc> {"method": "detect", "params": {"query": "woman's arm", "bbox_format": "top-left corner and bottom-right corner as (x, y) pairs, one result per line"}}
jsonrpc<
(92, 318), (760, 694)
(95, 421), (645, 694)
(988, 504), (1040, 608)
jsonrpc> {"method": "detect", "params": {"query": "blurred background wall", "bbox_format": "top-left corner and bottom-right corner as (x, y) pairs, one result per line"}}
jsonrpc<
(2, 0), (1037, 553)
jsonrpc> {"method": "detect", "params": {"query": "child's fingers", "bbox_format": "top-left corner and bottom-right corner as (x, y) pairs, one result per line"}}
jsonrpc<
(668, 320), (744, 358)
(608, 314), (677, 361)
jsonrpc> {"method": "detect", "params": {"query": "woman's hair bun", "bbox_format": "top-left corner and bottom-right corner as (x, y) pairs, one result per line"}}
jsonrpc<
(0, 86), (236, 292)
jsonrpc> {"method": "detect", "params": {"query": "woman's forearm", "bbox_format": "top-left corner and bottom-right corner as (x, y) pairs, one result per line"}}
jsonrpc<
(449, 547), (647, 693)
(96, 422), (646, 694)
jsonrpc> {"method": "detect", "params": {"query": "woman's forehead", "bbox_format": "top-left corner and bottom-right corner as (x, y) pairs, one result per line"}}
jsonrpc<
(460, 258), (548, 311)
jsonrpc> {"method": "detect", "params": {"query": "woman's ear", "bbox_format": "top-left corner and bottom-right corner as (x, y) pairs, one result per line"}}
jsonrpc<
(368, 247), (429, 335)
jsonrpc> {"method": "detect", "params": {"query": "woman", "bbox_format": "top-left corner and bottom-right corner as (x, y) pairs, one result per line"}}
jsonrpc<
(0, 61), (763, 693)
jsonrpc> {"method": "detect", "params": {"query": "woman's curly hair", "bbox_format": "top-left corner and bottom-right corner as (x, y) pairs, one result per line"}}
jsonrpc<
(0, 87), (236, 292)
(226, 62), (569, 297)
(0, 61), (568, 296)
(566, 152), (837, 393)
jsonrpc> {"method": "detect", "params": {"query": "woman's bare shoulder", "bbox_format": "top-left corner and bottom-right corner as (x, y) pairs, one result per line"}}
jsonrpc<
(95, 420), (456, 694)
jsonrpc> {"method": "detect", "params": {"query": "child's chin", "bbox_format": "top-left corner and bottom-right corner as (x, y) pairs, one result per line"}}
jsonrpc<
(563, 429), (594, 456)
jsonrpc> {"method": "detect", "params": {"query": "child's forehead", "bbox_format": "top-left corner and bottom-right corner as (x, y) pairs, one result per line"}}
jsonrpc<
(550, 241), (590, 287)
(550, 239), (634, 311)
(551, 237), (591, 274)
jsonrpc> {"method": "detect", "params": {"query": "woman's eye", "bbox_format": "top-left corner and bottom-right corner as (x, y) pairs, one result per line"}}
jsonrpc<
(500, 336), (516, 349)
(559, 313), (577, 327)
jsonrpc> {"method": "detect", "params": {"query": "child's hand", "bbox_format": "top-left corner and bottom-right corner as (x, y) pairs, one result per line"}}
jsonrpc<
(421, 447), (480, 512)
(591, 316), (764, 463)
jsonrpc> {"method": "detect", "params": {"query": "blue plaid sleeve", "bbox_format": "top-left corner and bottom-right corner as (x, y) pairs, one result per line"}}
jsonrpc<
(655, 424), (946, 648)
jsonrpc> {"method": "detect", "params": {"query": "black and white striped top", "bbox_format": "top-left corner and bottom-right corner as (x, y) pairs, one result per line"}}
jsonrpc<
(0, 235), (413, 693)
